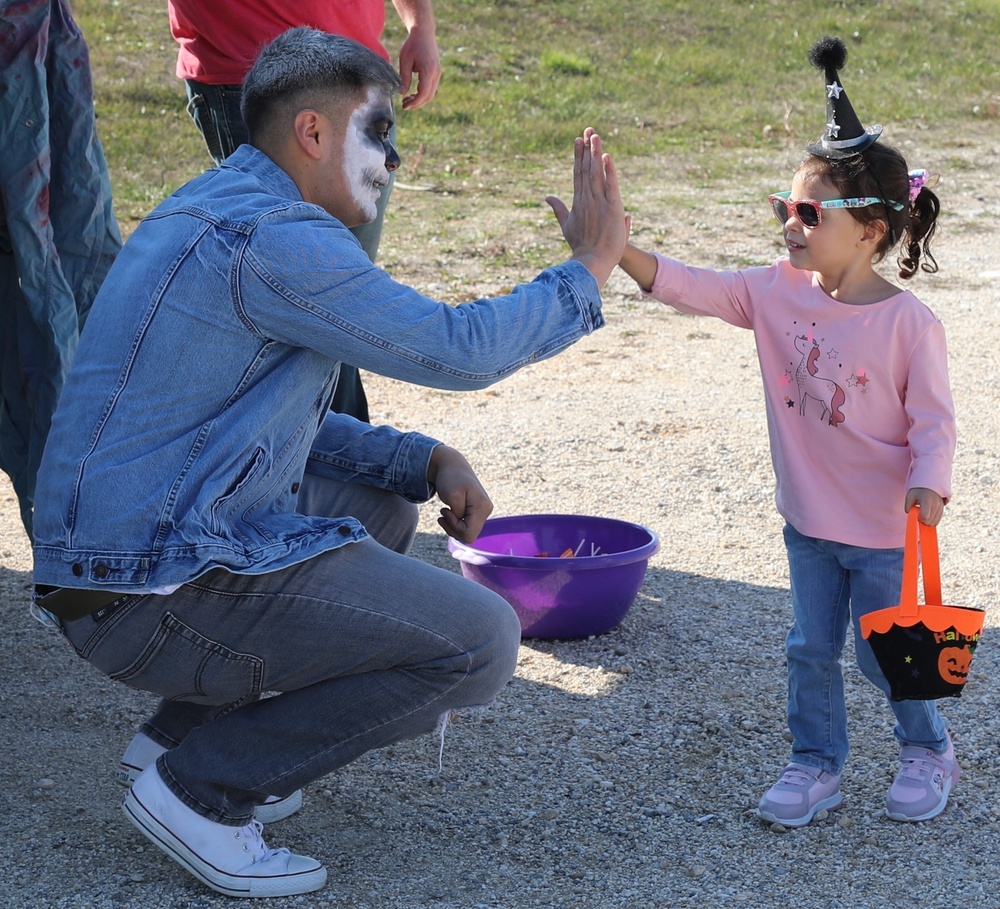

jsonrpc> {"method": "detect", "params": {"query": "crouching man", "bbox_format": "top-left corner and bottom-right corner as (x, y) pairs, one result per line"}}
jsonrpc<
(31, 28), (626, 898)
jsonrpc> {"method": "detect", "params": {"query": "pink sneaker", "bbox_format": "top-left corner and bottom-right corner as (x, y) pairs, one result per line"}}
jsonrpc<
(885, 733), (959, 822)
(757, 762), (842, 827)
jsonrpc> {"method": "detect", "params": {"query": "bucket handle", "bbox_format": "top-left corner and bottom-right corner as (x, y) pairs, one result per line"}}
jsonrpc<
(899, 505), (942, 618)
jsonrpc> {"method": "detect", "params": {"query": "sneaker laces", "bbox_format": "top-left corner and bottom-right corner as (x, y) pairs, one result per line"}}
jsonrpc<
(236, 819), (291, 865)
(897, 754), (946, 791)
(775, 765), (815, 788)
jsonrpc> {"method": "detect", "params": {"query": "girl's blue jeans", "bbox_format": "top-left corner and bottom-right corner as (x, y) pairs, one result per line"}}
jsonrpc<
(783, 522), (949, 775)
(60, 474), (521, 825)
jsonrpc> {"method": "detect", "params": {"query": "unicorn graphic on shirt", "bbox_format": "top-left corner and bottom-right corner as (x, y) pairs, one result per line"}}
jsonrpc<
(793, 335), (846, 427)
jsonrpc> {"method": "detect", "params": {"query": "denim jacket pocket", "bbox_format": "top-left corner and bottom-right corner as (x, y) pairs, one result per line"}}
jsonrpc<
(211, 446), (267, 537)
(108, 612), (264, 704)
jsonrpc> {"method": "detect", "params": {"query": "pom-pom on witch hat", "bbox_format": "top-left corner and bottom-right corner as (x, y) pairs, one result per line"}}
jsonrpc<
(805, 36), (882, 159)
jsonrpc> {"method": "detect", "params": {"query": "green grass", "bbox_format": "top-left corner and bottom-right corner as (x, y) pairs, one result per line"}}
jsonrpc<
(74, 0), (1000, 222)
(388, 0), (999, 169)
(76, 0), (205, 226)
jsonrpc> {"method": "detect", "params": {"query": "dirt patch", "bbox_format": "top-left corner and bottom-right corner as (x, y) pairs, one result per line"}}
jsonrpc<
(2, 126), (999, 908)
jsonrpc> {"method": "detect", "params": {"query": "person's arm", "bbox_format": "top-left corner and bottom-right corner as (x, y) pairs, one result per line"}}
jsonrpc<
(306, 411), (442, 500)
(306, 417), (492, 541)
(619, 243), (659, 292)
(390, 0), (441, 109)
(546, 129), (627, 288)
(246, 133), (624, 386)
(903, 320), (955, 528)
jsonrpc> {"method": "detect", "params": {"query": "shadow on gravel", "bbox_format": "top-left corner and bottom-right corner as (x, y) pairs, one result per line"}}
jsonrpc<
(4, 536), (997, 908)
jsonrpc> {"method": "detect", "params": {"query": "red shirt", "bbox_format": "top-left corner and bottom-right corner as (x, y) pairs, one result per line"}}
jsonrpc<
(168, 1), (389, 83)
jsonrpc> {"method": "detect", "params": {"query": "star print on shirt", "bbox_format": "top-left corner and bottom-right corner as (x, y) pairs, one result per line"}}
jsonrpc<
(827, 81), (844, 99)
(846, 373), (870, 394)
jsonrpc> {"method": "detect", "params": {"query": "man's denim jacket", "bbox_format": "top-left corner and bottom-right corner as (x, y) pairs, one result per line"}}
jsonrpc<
(32, 146), (604, 592)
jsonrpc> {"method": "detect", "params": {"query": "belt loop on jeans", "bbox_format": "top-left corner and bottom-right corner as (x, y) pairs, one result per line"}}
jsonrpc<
(33, 586), (131, 623)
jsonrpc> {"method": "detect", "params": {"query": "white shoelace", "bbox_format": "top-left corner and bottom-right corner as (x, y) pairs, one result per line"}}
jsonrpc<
(236, 819), (291, 865)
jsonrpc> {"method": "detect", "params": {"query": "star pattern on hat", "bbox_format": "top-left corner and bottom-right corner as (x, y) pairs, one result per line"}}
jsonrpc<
(807, 38), (883, 157)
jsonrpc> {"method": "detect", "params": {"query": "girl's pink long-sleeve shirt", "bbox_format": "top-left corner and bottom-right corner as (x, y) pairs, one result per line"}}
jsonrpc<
(648, 254), (955, 549)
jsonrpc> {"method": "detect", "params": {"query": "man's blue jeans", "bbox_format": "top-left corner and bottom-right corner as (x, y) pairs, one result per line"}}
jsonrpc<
(60, 475), (520, 825)
(783, 523), (949, 775)
(183, 79), (396, 421)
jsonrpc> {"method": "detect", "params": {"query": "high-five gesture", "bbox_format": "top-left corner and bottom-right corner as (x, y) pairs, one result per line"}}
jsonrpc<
(546, 128), (628, 288)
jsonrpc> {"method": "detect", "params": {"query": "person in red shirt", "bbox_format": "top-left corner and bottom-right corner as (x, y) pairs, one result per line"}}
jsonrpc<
(167, 0), (441, 420)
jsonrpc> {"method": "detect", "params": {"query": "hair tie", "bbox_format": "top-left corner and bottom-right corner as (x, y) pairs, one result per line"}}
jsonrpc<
(908, 169), (929, 202)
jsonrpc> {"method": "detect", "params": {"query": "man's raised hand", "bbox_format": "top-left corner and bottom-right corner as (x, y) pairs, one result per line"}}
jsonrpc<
(546, 128), (628, 288)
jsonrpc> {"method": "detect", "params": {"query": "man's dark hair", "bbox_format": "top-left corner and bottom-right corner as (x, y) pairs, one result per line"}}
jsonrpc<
(242, 28), (401, 147)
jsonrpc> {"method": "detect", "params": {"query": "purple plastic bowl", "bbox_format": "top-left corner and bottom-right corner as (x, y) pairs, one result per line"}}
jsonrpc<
(448, 513), (659, 639)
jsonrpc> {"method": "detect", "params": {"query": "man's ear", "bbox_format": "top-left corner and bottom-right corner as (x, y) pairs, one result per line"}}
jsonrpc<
(292, 109), (324, 161)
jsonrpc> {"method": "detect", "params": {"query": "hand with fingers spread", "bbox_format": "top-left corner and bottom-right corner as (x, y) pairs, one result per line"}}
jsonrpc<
(546, 127), (628, 288)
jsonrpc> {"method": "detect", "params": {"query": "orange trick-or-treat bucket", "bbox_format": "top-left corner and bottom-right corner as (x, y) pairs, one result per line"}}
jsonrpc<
(860, 506), (985, 701)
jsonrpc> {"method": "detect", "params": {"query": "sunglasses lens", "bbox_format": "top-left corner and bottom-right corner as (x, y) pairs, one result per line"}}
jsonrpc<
(795, 202), (820, 228)
(771, 196), (822, 227)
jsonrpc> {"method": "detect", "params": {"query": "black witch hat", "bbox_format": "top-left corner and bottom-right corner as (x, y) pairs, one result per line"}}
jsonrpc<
(805, 36), (882, 158)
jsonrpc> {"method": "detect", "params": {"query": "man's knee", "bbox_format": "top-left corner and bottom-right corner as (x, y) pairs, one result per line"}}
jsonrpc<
(372, 496), (419, 553)
(461, 585), (521, 695)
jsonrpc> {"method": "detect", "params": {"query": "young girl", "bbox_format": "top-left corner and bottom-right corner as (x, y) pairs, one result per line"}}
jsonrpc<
(618, 37), (957, 827)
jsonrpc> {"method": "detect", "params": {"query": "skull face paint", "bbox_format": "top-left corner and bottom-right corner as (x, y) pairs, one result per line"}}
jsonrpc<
(342, 87), (398, 223)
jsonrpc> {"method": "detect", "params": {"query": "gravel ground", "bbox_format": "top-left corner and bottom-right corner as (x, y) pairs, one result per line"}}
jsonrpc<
(1, 131), (998, 908)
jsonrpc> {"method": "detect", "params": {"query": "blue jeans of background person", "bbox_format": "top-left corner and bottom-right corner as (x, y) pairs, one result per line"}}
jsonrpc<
(0, 0), (122, 536)
(183, 78), (397, 422)
(783, 522), (949, 776)
(59, 473), (519, 825)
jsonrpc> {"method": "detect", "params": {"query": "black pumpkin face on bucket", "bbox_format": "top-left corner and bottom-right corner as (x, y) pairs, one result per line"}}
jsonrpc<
(860, 508), (985, 702)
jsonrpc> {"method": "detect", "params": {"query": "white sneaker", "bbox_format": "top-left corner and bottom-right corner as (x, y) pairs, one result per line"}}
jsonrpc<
(116, 731), (168, 787)
(118, 732), (303, 824)
(123, 765), (326, 898)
